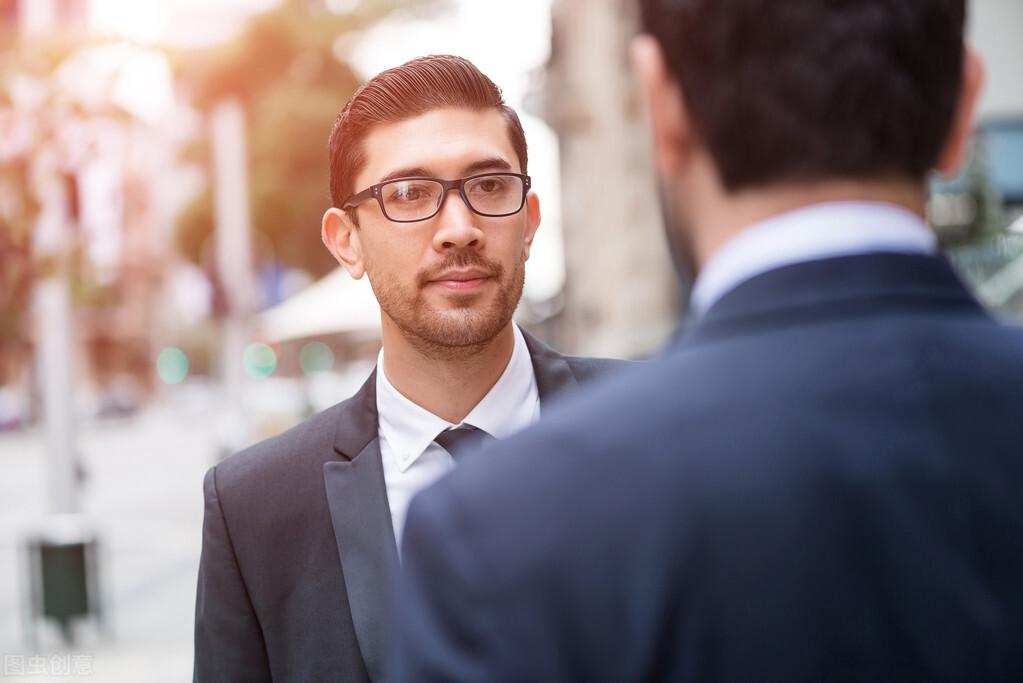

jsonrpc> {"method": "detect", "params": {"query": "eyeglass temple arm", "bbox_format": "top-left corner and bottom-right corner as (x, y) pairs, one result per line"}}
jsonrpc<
(341, 186), (375, 210)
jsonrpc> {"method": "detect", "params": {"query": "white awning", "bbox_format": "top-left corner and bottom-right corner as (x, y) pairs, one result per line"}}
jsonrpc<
(257, 268), (380, 342)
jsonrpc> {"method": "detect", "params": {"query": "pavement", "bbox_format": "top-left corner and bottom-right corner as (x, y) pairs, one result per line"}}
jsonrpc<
(0, 383), (221, 682)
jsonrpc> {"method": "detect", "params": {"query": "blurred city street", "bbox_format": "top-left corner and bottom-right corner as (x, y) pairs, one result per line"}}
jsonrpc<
(0, 384), (218, 682)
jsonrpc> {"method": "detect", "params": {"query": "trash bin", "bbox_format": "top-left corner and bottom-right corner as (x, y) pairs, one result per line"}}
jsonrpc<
(24, 515), (101, 646)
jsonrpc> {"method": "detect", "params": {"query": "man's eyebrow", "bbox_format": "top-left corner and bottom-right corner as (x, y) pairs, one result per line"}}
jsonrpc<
(375, 158), (513, 185)
(462, 158), (512, 175)
(377, 167), (432, 184)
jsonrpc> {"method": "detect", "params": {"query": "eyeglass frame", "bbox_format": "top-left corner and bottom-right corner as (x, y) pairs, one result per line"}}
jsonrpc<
(341, 172), (532, 224)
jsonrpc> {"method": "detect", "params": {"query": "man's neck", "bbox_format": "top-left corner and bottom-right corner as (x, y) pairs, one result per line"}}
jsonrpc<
(691, 180), (927, 273)
(380, 320), (517, 425)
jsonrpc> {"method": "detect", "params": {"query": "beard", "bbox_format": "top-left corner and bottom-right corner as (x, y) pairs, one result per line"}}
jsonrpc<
(366, 250), (524, 360)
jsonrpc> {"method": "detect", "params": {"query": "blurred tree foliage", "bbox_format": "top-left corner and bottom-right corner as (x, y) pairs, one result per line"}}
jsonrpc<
(0, 158), (38, 348)
(0, 27), (114, 356)
(1, 27), (51, 350)
(172, 0), (439, 280)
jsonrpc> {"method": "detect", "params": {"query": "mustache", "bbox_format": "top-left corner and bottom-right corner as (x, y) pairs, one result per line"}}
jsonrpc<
(418, 252), (504, 286)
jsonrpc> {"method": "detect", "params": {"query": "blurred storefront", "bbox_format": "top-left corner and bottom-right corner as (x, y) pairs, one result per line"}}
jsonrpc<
(934, 0), (1023, 320)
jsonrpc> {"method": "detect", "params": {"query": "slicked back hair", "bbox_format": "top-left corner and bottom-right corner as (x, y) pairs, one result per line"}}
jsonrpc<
(639, 0), (967, 192)
(328, 55), (528, 213)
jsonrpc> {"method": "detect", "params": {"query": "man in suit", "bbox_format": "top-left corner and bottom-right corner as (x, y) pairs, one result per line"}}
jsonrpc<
(193, 55), (624, 682)
(395, 2), (1023, 680)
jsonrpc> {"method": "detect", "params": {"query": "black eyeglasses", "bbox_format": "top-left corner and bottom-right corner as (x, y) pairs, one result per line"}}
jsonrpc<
(342, 172), (531, 224)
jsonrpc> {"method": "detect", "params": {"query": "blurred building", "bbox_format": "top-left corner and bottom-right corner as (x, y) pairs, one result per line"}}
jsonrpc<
(970, 0), (1023, 121)
(76, 118), (185, 410)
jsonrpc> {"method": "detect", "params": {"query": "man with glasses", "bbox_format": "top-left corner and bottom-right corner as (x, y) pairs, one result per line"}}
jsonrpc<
(193, 55), (625, 682)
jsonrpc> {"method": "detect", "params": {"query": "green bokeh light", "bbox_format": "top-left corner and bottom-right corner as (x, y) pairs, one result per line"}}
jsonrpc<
(156, 347), (189, 385)
(243, 343), (277, 378)
(299, 342), (334, 375)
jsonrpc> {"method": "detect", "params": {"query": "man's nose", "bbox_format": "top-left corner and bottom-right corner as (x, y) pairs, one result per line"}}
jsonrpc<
(432, 189), (485, 251)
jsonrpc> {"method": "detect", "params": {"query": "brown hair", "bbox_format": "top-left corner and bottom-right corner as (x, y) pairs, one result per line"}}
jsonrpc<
(328, 54), (528, 211)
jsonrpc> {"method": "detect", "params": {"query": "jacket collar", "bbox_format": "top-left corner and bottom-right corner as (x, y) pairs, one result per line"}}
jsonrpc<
(332, 368), (379, 460)
(522, 327), (579, 400)
(681, 252), (984, 346)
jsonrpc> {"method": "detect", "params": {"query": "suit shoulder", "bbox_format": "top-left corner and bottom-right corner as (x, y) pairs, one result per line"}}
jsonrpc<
(212, 400), (346, 493)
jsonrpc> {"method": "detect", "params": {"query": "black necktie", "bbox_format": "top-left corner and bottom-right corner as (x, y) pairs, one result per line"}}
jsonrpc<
(434, 425), (494, 463)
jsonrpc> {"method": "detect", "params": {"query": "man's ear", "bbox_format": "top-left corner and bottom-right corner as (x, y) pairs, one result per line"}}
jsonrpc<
(522, 192), (541, 261)
(630, 34), (693, 178)
(935, 45), (985, 177)
(322, 207), (366, 279)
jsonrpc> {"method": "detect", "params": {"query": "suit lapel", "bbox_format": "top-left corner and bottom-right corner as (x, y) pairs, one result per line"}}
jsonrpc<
(323, 333), (580, 681)
(522, 329), (579, 402)
(323, 369), (398, 682)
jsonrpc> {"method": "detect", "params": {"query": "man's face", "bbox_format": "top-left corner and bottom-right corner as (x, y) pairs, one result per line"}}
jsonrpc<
(341, 107), (540, 354)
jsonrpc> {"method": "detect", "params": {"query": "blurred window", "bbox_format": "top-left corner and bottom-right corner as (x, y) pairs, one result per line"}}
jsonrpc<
(982, 120), (1023, 204)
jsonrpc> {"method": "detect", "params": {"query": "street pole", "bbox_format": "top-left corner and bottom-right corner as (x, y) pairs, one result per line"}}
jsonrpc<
(20, 0), (77, 521)
(34, 275), (77, 515)
(211, 99), (257, 457)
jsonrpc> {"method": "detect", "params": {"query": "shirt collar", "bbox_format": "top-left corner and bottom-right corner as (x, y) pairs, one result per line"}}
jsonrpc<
(375, 324), (538, 472)
(462, 323), (538, 439)
(690, 201), (939, 315)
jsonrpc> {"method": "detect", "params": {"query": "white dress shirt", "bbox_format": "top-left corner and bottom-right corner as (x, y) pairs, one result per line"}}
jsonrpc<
(690, 201), (939, 315)
(376, 323), (540, 544)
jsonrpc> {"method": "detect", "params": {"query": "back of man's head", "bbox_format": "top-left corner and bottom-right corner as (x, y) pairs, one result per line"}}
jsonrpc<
(639, 0), (967, 192)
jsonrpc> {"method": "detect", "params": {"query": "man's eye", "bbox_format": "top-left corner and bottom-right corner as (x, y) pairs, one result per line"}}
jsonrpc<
(389, 184), (430, 202)
(474, 179), (505, 193)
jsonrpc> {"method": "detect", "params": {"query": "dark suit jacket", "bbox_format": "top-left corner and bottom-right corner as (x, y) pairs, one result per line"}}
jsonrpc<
(395, 253), (1023, 682)
(193, 331), (625, 682)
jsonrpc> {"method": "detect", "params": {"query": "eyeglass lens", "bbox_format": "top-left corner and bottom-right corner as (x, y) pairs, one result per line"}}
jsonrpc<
(381, 175), (524, 221)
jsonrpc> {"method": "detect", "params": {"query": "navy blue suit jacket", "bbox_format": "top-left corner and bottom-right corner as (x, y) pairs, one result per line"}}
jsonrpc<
(394, 253), (1023, 682)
